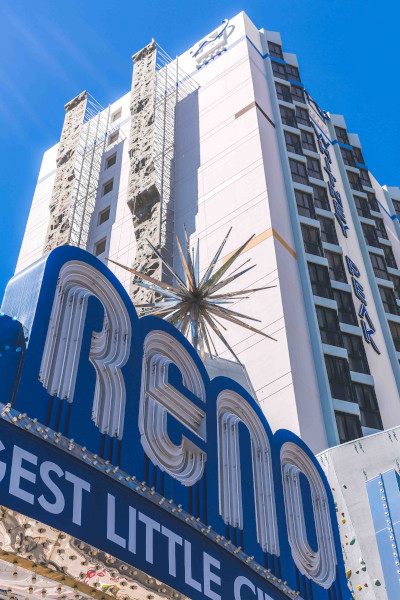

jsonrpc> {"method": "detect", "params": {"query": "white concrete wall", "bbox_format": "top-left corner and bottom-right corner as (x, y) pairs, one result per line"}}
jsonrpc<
(89, 93), (136, 293)
(16, 144), (57, 273)
(172, 14), (328, 451)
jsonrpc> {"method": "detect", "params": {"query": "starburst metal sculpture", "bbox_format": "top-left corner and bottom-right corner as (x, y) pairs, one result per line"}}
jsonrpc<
(107, 227), (276, 363)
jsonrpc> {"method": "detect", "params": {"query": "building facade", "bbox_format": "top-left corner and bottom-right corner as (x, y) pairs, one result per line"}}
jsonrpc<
(15, 12), (400, 458)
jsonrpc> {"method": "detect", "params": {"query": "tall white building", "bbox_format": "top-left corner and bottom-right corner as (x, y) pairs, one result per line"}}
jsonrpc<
(16, 11), (400, 456)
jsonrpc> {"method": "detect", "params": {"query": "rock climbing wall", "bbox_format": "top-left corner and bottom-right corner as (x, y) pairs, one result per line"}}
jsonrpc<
(127, 42), (162, 306)
(321, 458), (377, 598)
(43, 92), (87, 254)
(318, 434), (395, 600)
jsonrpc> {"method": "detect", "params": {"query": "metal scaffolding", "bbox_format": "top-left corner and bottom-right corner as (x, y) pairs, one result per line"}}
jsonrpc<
(153, 44), (198, 268)
(67, 94), (111, 250)
(64, 46), (196, 259)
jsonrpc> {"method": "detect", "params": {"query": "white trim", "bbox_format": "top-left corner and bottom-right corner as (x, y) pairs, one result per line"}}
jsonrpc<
(198, 173), (242, 206)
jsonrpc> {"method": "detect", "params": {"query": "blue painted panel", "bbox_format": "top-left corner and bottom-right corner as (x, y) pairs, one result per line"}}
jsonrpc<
(287, 79), (304, 87)
(270, 57), (286, 65)
(0, 314), (26, 404)
(367, 470), (400, 595)
(335, 142), (353, 151)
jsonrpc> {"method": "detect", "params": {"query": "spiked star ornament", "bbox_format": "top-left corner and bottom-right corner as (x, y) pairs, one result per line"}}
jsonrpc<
(107, 227), (276, 363)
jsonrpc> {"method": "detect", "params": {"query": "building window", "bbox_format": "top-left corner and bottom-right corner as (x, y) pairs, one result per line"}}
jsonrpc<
(392, 199), (400, 218)
(111, 108), (122, 123)
(334, 289), (358, 325)
(268, 41), (283, 59)
(340, 147), (356, 167)
(353, 384), (383, 430)
(108, 130), (120, 145)
(285, 64), (301, 82)
(325, 356), (354, 402)
(353, 147), (365, 165)
(359, 168), (372, 188)
(308, 263), (333, 298)
(370, 252), (389, 280)
(342, 334), (370, 374)
(390, 275), (400, 300)
(272, 60), (287, 80)
(367, 191), (380, 212)
(106, 153), (117, 169)
(354, 195), (371, 218)
(374, 218), (388, 240)
(316, 306), (343, 347)
(289, 159), (308, 185)
(284, 131), (302, 155)
(390, 321), (400, 352)
(103, 179), (114, 195)
(362, 223), (379, 248)
(319, 217), (338, 245)
(95, 238), (107, 257)
(335, 412), (362, 443)
(295, 190), (315, 219)
(301, 130), (317, 152)
(291, 84), (305, 103)
(312, 185), (330, 211)
(279, 105), (297, 127)
(295, 106), (310, 126)
(99, 207), (111, 225)
(301, 225), (323, 256)
(275, 82), (292, 103)
(379, 285), (399, 315)
(381, 245), (397, 269)
(334, 126), (349, 145)
(306, 156), (323, 180)
(347, 171), (363, 192)
(326, 251), (347, 283)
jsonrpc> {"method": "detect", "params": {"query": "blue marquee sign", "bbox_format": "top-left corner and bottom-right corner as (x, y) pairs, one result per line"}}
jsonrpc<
(0, 247), (350, 600)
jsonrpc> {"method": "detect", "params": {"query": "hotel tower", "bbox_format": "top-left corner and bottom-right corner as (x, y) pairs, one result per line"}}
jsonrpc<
(16, 12), (400, 459)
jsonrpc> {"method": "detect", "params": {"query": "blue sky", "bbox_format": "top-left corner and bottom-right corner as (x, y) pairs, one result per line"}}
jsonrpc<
(0, 0), (399, 298)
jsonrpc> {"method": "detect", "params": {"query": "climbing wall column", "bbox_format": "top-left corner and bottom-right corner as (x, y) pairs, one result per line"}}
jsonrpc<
(127, 42), (161, 305)
(43, 91), (87, 254)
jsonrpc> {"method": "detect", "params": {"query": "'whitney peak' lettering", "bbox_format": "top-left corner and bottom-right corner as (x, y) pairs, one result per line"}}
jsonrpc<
(310, 121), (382, 356)
(311, 122), (349, 237)
(346, 256), (380, 354)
